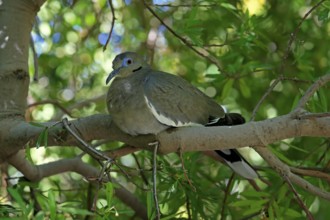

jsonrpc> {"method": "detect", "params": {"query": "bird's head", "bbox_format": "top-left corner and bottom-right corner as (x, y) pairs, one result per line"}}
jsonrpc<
(106, 52), (149, 84)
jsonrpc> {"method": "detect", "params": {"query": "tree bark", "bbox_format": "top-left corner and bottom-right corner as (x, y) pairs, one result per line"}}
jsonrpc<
(0, 0), (45, 157)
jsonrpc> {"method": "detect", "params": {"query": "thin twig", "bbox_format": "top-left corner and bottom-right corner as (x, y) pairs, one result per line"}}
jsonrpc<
(132, 153), (149, 186)
(143, 0), (226, 74)
(220, 173), (234, 220)
(282, 77), (311, 84)
(54, 94), (105, 120)
(251, 1), (325, 119)
(91, 181), (101, 211)
(30, 36), (39, 82)
(178, 148), (196, 192)
(280, 0), (326, 73)
(291, 167), (330, 183)
(254, 146), (330, 200)
(28, 100), (73, 117)
(62, 118), (111, 162)
(151, 141), (161, 220)
(283, 175), (314, 220)
(251, 76), (282, 121)
(295, 74), (330, 110)
(152, 3), (218, 8)
(103, 0), (116, 51)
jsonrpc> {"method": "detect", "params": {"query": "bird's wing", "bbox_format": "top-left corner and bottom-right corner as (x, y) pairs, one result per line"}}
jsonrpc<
(143, 71), (225, 127)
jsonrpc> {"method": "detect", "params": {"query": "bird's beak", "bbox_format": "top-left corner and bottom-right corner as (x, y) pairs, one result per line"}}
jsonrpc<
(106, 68), (120, 85)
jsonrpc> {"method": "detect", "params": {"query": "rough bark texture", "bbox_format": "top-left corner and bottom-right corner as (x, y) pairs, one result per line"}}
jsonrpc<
(0, 0), (41, 158)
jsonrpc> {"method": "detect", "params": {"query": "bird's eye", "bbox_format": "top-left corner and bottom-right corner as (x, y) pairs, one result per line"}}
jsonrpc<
(123, 57), (133, 67)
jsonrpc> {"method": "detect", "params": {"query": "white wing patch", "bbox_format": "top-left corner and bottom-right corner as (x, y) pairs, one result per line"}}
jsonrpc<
(144, 95), (201, 127)
(206, 117), (221, 126)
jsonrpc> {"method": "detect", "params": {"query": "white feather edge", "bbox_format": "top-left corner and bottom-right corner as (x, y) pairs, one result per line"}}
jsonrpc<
(145, 96), (257, 179)
(144, 95), (201, 127)
(224, 160), (258, 179)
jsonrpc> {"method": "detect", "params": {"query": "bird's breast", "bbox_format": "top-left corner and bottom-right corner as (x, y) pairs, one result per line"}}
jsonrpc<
(107, 78), (168, 135)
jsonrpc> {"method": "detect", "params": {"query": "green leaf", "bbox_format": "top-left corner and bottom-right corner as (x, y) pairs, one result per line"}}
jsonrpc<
(105, 182), (114, 207)
(277, 185), (288, 203)
(317, 88), (328, 111)
(7, 188), (27, 214)
(242, 205), (263, 216)
(281, 140), (308, 153)
(229, 199), (268, 207)
(240, 190), (270, 198)
(268, 205), (275, 220)
(25, 143), (34, 163)
(318, 9), (330, 21)
(221, 79), (234, 100)
(29, 122), (46, 127)
(146, 191), (154, 220)
(221, 3), (237, 11)
(290, 93), (301, 111)
(161, 211), (185, 220)
(36, 128), (49, 148)
(269, 147), (294, 166)
(285, 208), (303, 218)
(59, 207), (94, 216)
(239, 78), (251, 98)
(48, 190), (57, 220)
(271, 200), (282, 219)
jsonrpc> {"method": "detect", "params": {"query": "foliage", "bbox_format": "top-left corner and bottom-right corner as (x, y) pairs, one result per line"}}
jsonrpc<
(3, 0), (330, 219)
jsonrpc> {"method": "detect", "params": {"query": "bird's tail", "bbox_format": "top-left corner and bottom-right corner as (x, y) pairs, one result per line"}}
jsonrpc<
(208, 113), (258, 179)
(215, 149), (258, 179)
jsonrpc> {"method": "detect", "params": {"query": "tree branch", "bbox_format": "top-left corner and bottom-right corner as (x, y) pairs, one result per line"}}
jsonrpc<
(7, 150), (148, 219)
(143, 0), (225, 74)
(295, 74), (330, 110)
(103, 0), (116, 51)
(157, 112), (330, 154)
(1, 111), (330, 162)
(254, 146), (330, 201)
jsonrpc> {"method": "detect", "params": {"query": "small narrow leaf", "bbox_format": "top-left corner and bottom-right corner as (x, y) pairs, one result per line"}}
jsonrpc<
(146, 191), (154, 220)
(25, 143), (34, 163)
(221, 79), (234, 100)
(48, 190), (57, 220)
(36, 128), (49, 148)
(285, 208), (303, 218)
(105, 182), (114, 207)
(239, 78), (251, 98)
(221, 3), (237, 10)
(269, 147), (293, 166)
(290, 94), (301, 111)
(317, 89), (328, 111)
(44, 128), (48, 148)
(29, 122), (46, 128)
(8, 188), (26, 214)
(318, 8), (330, 21)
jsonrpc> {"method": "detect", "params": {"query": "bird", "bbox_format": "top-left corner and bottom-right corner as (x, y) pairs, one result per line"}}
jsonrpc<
(106, 52), (258, 179)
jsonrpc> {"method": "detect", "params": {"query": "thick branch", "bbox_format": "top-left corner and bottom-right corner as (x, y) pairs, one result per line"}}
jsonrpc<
(1, 111), (329, 162)
(0, 114), (155, 162)
(157, 112), (330, 154)
(7, 151), (148, 219)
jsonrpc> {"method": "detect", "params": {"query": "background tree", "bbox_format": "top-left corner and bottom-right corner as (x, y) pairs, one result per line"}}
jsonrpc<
(0, 0), (330, 219)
